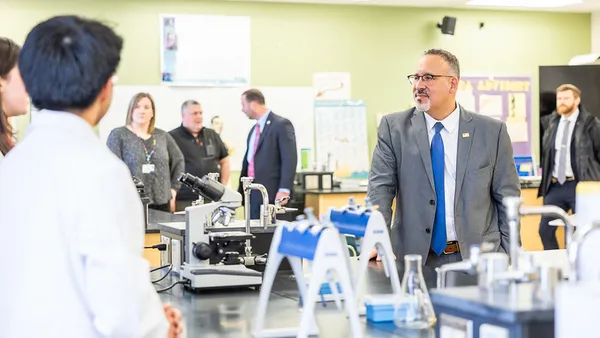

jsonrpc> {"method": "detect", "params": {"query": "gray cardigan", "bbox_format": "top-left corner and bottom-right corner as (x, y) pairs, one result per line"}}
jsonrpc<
(107, 126), (185, 205)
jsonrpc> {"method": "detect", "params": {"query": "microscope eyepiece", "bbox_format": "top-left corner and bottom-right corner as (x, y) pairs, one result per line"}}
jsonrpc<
(178, 173), (225, 202)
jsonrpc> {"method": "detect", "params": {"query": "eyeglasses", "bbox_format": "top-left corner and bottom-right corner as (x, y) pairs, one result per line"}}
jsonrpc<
(407, 74), (454, 85)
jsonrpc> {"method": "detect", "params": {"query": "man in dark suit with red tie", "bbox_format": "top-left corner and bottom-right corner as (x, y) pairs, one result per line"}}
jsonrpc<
(238, 89), (298, 219)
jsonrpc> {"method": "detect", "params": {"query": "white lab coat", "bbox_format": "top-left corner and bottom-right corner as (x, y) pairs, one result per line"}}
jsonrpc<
(0, 110), (169, 338)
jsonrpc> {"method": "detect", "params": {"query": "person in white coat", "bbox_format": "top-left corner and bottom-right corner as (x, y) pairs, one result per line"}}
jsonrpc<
(0, 15), (182, 338)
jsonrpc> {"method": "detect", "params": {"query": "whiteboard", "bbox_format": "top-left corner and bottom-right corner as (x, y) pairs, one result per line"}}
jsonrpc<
(99, 85), (314, 171)
(314, 100), (369, 178)
(160, 14), (251, 87)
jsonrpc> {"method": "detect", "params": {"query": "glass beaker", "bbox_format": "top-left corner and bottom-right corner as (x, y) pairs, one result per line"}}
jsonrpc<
(394, 254), (437, 329)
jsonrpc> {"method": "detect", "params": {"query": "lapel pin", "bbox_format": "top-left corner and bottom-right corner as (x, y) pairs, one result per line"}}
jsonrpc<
(267, 120), (271, 125)
(462, 132), (470, 138)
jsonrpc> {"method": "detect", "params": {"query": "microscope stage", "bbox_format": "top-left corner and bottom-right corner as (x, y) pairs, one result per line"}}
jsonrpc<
(209, 231), (254, 241)
(159, 220), (288, 235)
(180, 264), (263, 289)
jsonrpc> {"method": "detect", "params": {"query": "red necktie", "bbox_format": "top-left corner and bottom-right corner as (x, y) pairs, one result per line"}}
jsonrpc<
(248, 123), (261, 177)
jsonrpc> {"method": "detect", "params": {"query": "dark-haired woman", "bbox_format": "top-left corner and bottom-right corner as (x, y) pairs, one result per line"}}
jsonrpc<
(0, 37), (29, 159)
(0, 37), (29, 161)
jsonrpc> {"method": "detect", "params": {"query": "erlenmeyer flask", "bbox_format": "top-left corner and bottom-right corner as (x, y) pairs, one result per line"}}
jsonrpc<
(394, 254), (437, 329)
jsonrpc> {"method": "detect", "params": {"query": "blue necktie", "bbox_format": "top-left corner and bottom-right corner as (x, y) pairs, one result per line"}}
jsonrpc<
(431, 122), (447, 256)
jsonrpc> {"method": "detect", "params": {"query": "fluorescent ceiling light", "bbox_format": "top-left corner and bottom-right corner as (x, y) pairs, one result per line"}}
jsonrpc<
(466, 0), (583, 8)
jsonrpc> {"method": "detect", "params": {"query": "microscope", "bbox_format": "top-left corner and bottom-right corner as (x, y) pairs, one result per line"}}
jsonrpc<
(133, 176), (150, 227)
(177, 173), (265, 290)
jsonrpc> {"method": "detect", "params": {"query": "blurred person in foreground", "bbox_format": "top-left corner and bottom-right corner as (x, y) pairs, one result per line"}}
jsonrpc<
(0, 15), (182, 338)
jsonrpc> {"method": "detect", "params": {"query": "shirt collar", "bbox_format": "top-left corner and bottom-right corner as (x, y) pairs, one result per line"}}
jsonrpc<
(28, 109), (96, 136)
(179, 124), (203, 138)
(424, 103), (460, 133)
(560, 109), (579, 124)
(256, 110), (271, 129)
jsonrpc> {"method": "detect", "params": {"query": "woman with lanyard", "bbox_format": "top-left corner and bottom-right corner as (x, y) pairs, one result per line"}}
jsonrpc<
(0, 37), (30, 161)
(107, 92), (185, 212)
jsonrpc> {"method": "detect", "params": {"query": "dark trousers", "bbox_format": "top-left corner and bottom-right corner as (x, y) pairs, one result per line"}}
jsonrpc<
(149, 203), (171, 213)
(423, 251), (477, 290)
(175, 199), (194, 212)
(539, 180), (576, 250)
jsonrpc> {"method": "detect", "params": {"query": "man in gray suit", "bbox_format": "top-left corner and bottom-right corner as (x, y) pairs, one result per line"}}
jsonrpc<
(368, 49), (520, 288)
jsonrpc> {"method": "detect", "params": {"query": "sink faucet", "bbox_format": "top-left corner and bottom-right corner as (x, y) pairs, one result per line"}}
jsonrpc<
(502, 196), (524, 272)
(567, 221), (600, 282)
(503, 197), (573, 265)
(240, 177), (266, 256)
(436, 243), (492, 289)
(266, 196), (298, 223)
(491, 251), (537, 285)
(504, 196), (574, 251)
(241, 177), (270, 228)
(498, 196), (574, 285)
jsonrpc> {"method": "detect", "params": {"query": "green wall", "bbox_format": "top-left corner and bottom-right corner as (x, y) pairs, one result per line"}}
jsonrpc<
(1, 0), (591, 165)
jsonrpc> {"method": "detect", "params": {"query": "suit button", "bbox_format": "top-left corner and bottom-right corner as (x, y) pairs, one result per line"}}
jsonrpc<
(425, 228), (431, 234)
(429, 199), (435, 205)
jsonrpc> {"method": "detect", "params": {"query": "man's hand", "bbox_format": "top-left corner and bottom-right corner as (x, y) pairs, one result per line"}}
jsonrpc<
(170, 189), (177, 213)
(275, 191), (290, 205)
(164, 304), (183, 338)
(369, 248), (396, 261)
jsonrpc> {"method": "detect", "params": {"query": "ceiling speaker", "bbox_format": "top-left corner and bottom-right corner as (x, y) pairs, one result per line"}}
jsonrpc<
(437, 16), (456, 35)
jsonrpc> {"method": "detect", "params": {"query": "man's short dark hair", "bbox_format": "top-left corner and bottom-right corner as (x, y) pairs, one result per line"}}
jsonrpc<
(19, 15), (123, 111)
(242, 89), (265, 105)
(423, 48), (460, 78)
(181, 100), (200, 113)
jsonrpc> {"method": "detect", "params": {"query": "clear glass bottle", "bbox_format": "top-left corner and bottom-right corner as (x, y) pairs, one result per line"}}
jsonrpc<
(394, 254), (437, 329)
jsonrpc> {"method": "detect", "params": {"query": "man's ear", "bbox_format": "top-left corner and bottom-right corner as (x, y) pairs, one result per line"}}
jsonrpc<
(450, 77), (459, 93)
(98, 75), (116, 103)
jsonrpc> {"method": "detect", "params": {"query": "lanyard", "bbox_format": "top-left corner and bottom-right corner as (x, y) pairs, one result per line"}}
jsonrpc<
(141, 137), (157, 163)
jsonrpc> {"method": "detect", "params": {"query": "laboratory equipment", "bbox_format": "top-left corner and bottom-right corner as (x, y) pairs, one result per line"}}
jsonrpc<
(295, 171), (334, 190)
(176, 173), (265, 290)
(364, 295), (397, 323)
(325, 196), (401, 315)
(252, 209), (362, 338)
(394, 254), (436, 329)
(133, 176), (150, 227)
(430, 189), (600, 338)
(435, 242), (502, 290)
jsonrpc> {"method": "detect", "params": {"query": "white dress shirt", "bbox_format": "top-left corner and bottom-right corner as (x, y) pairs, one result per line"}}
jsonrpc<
(424, 105), (460, 242)
(552, 109), (579, 179)
(0, 111), (168, 338)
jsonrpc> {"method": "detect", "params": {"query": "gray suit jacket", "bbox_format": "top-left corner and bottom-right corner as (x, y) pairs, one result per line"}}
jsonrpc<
(368, 106), (521, 262)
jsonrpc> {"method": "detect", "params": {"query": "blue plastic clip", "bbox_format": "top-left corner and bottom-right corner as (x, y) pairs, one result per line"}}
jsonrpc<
(329, 208), (371, 238)
(278, 226), (323, 260)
